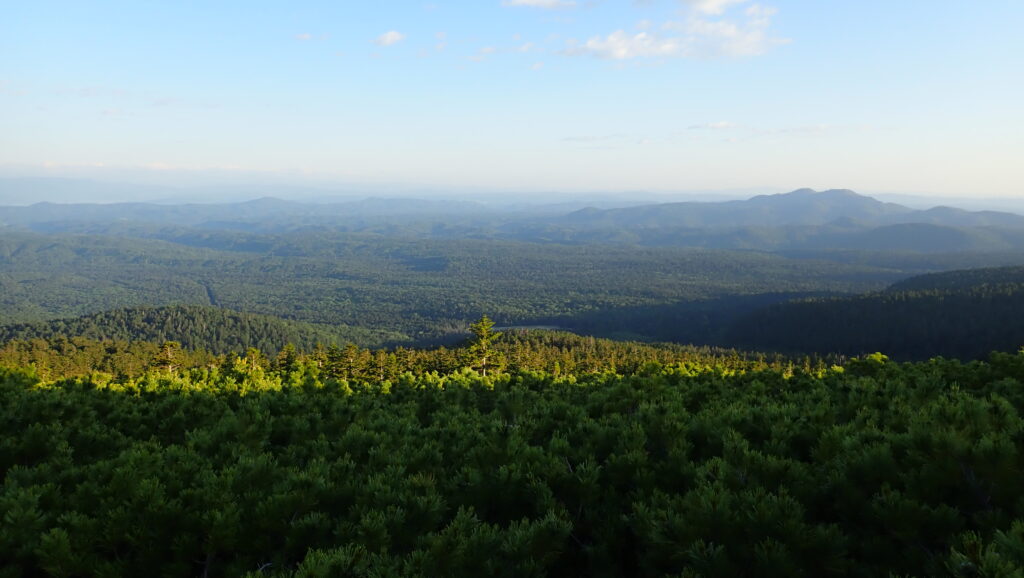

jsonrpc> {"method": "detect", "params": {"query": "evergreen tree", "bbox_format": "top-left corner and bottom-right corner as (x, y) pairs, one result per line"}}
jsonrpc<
(152, 341), (181, 372)
(274, 343), (299, 373)
(467, 316), (503, 376)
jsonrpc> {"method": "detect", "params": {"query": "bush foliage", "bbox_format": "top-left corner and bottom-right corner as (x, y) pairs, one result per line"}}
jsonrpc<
(3, 338), (1024, 576)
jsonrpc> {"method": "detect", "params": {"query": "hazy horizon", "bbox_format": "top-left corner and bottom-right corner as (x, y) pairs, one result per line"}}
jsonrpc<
(5, 173), (1024, 215)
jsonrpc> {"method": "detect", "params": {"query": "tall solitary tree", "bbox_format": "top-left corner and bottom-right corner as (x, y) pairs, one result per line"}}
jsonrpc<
(468, 315), (502, 376)
(153, 341), (181, 372)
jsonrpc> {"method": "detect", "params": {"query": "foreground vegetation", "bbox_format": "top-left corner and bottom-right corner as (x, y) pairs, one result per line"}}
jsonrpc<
(3, 334), (1024, 576)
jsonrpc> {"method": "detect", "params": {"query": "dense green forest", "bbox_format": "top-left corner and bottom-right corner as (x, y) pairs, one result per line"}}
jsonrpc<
(6, 190), (1024, 354)
(0, 230), (906, 342)
(727, 267), (1024, 360)
(5, 190), (1024, 576)
(2, 336), (1024, 576)
(0, 305), (401, 354)
(889, 266), (1024, 293)
(0, 329), (791, 381)
(5, 217), (1024, 359)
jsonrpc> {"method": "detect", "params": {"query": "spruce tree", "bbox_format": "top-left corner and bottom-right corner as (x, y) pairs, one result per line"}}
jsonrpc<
(468, 315), (502, 376)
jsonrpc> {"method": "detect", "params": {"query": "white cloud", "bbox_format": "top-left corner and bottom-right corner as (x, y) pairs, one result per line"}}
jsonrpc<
(669, 4), (786, 57)
(470, 46), (499, 62)
(502, 0), (577, 8)
(295, 33), (313, 41)
(746, 3), (776, 17)
(375, 31), (405, 46)
(573, 2), (786, 59)
(576, 31), (684, 60)
(532, 62), (545, 70)
(683, 0), (749, 15)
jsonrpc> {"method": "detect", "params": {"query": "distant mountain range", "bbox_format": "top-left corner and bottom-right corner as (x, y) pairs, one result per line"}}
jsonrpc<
(3, 187), (1021, 229)
(558, 188), (1024, 229)
(0, 196), (490, 227)
(532, 189), (1024, 252)
(4, 188), (1024, 253)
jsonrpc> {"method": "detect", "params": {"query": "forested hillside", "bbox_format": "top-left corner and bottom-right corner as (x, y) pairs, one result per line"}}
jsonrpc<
(0, 329), (790, 381)
(0, 231), (904, 342)
(2, 341), (1023, 576)
(0, 305), (399, 353)
(888, 266), (1024, 293)
(724, 267), (1024, 359)
(4, 194), (1024, 364)
(5, 189), (1024, 575)
(5, 189), (1024, 353)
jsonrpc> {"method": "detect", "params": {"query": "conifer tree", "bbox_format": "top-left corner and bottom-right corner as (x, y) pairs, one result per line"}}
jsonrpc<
(153, 341), (181, 372)
(274, 343), (299, 373)
(468, 315), (502, 376)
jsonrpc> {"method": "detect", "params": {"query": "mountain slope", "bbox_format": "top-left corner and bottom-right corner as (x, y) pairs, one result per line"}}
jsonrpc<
(886, 265), (1024, 292)
(0, 305), (401, 353)
(721, 266), (1024, 360)
(557, 189), (1024, 229)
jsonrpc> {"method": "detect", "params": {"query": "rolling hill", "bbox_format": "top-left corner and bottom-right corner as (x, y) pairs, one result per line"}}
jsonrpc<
(557, 188), (1024, 229)
(0, 305), (402, 354)
(720, 266), (1024, 360)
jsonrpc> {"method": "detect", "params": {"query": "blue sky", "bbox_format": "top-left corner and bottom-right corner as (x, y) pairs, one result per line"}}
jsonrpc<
(2, 0), (1022, 197)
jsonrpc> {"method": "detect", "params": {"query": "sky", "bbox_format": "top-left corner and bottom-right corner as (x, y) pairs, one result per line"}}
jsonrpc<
(2, 0), (1023, 199)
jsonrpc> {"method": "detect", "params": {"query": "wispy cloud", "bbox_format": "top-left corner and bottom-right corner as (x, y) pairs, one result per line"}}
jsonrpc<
(568, 2), (786, 60)
(562, 133), (627, 142)
(295, 33), (331, 42)
(666, 4), (787, 57)
(375, 30), (406, 46)
(683, 0), (749, 15)
(572, 31), (682, 59)
(502, 0), (577, 8)
(689, 121), (737, 130)
(470, 46), (499, 62)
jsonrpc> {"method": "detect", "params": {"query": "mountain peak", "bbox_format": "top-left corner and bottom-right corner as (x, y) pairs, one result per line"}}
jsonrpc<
(785, 188), (860, 198)
(558, 188), (918, 228)
(749, 188), (879, 207)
